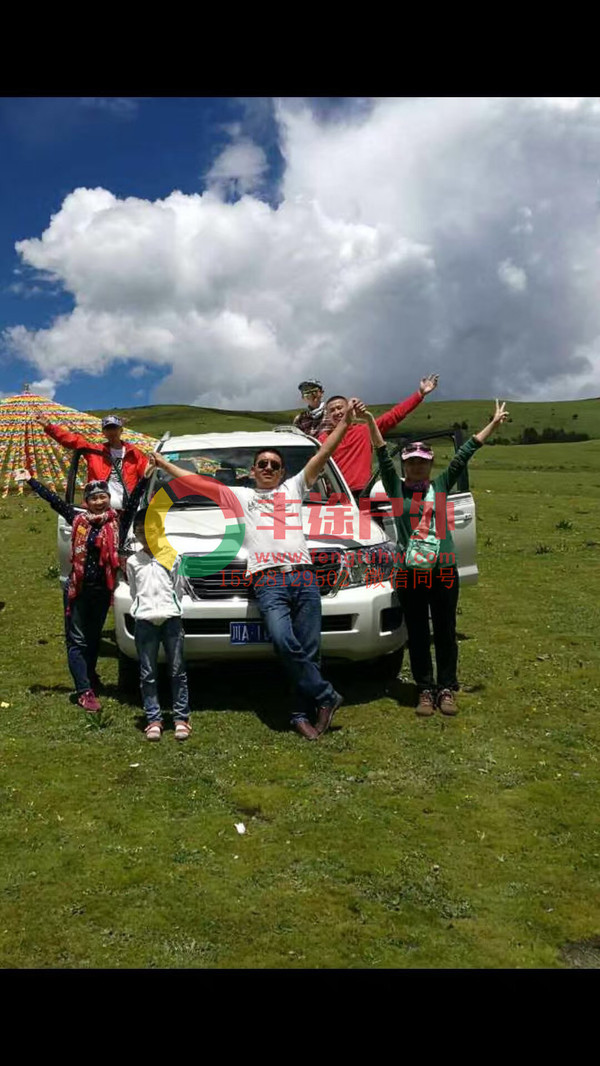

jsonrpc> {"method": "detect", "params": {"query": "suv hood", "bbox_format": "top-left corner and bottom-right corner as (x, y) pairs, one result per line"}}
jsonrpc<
(159, 504), (387, 557)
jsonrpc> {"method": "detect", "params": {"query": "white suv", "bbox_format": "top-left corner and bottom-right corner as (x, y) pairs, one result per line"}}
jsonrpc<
(56, 426), (477, 685)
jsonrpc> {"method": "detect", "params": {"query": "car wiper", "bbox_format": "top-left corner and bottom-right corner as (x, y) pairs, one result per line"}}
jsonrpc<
(169, 499), (218, 508)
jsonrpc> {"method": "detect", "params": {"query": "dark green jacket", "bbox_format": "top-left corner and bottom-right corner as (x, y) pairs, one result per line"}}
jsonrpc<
(375, 436), (482, 562)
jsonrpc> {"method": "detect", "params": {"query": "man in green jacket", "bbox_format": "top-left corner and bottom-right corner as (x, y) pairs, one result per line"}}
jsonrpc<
(359, 400), (508, 717)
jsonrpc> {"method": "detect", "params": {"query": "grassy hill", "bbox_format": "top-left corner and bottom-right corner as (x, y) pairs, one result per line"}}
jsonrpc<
(89, 397), (600, 444)
(1, 435), (599, 967)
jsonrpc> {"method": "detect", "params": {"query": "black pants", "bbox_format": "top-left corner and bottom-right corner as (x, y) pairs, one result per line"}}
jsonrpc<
(65, 586), (112, 694)
(400, 567), (459, 693)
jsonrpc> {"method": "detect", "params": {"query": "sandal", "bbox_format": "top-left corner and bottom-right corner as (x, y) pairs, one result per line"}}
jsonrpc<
(145, 721), (163, 742)
(174, 720), (192, 741)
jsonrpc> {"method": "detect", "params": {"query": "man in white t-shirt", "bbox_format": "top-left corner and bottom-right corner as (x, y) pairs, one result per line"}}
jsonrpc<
(154, 401), (359, 740)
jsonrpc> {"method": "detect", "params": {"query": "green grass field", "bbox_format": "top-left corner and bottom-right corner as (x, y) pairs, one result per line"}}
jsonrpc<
(90, 396), (600, 444)
(1, 429), (599, 968)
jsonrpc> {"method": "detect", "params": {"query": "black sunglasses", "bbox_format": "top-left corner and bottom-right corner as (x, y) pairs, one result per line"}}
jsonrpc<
(256, 459), (282, 471)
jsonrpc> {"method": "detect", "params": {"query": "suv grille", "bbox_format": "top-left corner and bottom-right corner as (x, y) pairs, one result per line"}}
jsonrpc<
(187, 564), (251, 600)
(184, 550), (344, 600)
(124, 612), (354, 637)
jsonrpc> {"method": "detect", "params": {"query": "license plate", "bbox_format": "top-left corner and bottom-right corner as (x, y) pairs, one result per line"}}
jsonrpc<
(230, 621), (272, 644)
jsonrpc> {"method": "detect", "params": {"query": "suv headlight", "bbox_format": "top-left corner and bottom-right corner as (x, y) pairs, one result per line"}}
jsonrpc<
(341, 541), (397, 587)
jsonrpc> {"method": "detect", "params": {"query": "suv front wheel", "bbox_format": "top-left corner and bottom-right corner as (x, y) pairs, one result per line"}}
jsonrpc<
(371, 646), (405, 680)
(117, 651), (139, 694)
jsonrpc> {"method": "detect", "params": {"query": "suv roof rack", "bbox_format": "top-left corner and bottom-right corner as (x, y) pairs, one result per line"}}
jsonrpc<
(272, 424), (315, 439)
(388, 426), (464, 441)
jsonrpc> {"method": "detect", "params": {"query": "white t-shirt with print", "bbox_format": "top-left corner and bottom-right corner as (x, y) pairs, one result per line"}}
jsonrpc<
(107, 446), (126, 509)
(234, 472), (313, 575)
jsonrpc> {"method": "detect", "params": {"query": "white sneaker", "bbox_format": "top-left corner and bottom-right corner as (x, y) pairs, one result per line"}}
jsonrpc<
(145, 722), (163, 741)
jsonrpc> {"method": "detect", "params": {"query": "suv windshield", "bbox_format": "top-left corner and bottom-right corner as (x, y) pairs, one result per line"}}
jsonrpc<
(148, 446), (349, 508)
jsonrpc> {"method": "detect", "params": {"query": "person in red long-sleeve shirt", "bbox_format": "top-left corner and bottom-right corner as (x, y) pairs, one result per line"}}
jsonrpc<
(35, 412), (149, 511)
(317, 374), (439, 494)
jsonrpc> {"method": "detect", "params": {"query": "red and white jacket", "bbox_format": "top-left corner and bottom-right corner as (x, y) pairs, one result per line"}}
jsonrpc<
(44, 423), (149, 493)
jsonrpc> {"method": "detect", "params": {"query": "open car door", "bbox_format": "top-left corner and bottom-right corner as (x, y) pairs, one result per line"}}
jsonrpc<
(57, 449), (87, 588)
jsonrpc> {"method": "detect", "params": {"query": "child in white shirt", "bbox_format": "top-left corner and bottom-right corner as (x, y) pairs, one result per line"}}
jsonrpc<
(126, 508), (191, 741)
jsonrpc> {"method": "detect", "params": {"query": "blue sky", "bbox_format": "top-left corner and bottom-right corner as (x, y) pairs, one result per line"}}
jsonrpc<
(2, 96), (600, 411)
(0, 96), (284, 409)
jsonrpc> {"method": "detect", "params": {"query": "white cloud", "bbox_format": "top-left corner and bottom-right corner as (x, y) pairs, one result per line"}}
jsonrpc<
(7, 281), (36, 297)
(205, 138), (268, 197)
(539, 97), (600, 113)
(30, 378), (57, 399)
(498, 259), (527, 293)
(6, 97), (600, 405)
(6, 186), (432, 408)
(523, 337), (600, 401)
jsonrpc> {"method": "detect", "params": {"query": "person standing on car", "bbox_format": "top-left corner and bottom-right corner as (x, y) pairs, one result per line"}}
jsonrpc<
(14, 458), (154, 713)
(153, 403), (361, 740)
(293, 379), (328, 437)
(35, 412), (150, 512)
(359, 401), (508, 717)
(316, 374), (439, 496)
(125, 508), (192, 743)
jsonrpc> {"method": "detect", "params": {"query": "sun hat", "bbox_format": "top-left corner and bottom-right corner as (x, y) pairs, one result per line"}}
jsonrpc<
(401, 441), (435, 461)
(101, 415), (123, 428)
(84, 479), (110, 500)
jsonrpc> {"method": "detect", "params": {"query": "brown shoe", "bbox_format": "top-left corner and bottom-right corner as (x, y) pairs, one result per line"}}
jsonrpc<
(416, 690), (435, 717)
(315, 692), (343, 736)
(293, 718), (319, 741)
(437, 688), (458, 716)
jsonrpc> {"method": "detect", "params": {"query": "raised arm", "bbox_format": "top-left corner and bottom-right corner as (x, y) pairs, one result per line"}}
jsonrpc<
(355, 403), (385, 450)
(375, 374), (439, 436)
(474, 400), (509, 444)
(355, 405), (403, 500)
(35, 413), (94, 452)
(436, 401), (509, 493)
(14, 467), (76, 524)
(152, 453), (192, 480)
(303, 400), (358, 489)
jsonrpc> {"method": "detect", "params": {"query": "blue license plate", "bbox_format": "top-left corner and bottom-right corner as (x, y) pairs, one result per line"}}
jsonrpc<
(230, 621), (272, 644)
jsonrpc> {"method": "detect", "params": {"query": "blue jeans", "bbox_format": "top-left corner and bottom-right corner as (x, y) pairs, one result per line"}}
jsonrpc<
(134, 617), (190, 723)
(252, 569), (336, 722)
(65, 586), (112, 694)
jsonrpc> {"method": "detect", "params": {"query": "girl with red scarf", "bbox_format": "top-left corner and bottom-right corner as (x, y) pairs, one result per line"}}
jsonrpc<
(15, 458), (154, 712)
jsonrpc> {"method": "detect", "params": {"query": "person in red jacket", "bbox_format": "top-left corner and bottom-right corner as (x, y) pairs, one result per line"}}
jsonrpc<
(15, 458), (154, 713)
(317, 374), (439, 495)
(35, 413), (149, 510)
